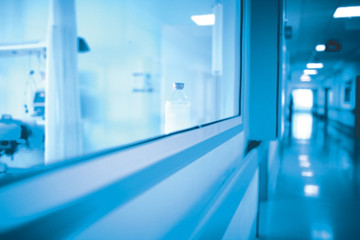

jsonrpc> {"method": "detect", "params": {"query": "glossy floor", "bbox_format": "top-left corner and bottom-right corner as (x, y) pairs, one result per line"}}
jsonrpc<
(259, 112), (360, 239)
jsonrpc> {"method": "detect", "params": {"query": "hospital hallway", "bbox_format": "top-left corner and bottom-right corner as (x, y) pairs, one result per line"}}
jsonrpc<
(258, 112), (360, 239)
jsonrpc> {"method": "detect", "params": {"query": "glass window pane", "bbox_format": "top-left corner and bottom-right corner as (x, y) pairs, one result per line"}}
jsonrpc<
(76, 0), (241, 154)
(0, 0), (241, 172)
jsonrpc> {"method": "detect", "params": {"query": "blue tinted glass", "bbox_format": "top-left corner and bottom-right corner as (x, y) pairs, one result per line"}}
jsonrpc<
(0, 0), (240, 170)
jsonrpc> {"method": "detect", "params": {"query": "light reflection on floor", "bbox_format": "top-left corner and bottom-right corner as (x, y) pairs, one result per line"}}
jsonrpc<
(292, 113), (313, 140)
(259, 113), (360, 239)
(302, 171), (314, 177)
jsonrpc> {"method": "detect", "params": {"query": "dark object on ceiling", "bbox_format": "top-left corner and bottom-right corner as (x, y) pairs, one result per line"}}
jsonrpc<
(78, 37), (90, 53)
(326, 40), (341, 52)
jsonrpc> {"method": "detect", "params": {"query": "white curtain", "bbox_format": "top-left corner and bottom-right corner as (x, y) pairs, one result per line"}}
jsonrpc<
(45, 0), (82, 163)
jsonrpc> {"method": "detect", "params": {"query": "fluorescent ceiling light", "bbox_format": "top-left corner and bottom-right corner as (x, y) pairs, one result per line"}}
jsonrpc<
(191, 14), (215, 26)
(307, 63), (323, 69)
(316, 44), (326, 52)
(334, 6), (360, 18)
(304, 69), (317, 75)
(300, 74), (311, 82)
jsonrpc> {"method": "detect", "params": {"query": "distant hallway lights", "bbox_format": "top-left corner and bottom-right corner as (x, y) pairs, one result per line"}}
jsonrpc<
(306, 63), (323, 69)
(303, 69), (317, 75)
(315, 44), (326, 52)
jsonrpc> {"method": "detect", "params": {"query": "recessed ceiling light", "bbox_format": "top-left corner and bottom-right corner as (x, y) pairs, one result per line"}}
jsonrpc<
(304, 69), (318, 75)
(300, 74), (311, 82)
(306, 63), (323, 69)
(191, 14), (215, 26)
(334, 6), (360, 18)
(316, 44), (326, 51)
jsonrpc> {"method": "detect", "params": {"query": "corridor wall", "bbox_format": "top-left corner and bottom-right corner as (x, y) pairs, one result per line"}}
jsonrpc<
(315, 63), (359, 133)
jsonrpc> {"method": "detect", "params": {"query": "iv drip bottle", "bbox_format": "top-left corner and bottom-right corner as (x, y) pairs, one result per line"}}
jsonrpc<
(165, 82), (191, 134)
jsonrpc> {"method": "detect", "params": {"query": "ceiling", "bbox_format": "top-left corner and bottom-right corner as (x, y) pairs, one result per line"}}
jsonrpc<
(286, 0), (360, 84)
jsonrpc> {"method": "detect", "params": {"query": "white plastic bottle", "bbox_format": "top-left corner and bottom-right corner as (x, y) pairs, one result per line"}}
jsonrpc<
(165, 82), (191, 134)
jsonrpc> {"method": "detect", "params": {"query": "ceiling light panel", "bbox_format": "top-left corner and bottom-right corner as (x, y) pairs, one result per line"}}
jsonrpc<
(306, 63), (323, 69)
(300, 74), (311, 82)
(334, 6), (360, 18)
(316, 44), (326, 52)
(191, 14), (215, 26)
(304, 69), (317, 75)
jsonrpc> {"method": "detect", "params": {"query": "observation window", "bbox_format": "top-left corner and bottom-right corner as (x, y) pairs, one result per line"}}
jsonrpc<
(0, 0), (241, 176)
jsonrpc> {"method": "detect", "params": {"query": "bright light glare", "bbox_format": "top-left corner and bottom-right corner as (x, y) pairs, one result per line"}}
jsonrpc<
(302, 171), (314, 177)
(191, 14), (215, 26)
(306, 63), (323, 69)
(334, 6), (360, 18)
(304, 184), (319, 197)
(292, 89), (313, 110)
(316, 44), (326, 51)
(300, 74), (311, 82)
(300, 161), (311, 168)
(293, 114), (313, 140)
(304, 69), (318, 75)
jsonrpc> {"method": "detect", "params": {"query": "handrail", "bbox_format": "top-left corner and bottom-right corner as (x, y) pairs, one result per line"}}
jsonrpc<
(328, 106), (355, 113)
(188, 150), (258, 239)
